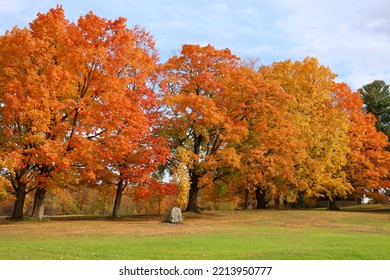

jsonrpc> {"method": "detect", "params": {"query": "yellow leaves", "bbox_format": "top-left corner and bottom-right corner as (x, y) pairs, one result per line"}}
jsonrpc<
(261, 57), (336, 114)
(215, 148), (241, 170)
(1, 151), (24, 170)
(260, 57), (353, 200)
(171, 147), (191, 206)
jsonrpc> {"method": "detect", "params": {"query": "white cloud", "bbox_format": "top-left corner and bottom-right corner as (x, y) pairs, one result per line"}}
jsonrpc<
(1, 0), (389, 89)
(270, 0), (390, 89)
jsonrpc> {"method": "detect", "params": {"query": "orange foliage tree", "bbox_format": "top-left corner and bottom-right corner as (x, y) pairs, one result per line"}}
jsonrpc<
(0, 7), (169, 219)
(68, 14), (170, 218)
(0, 8), (73, 219)
(161, 44), (248, 212)
(224, 65), (299, 209)
(332, 83), (390, 203)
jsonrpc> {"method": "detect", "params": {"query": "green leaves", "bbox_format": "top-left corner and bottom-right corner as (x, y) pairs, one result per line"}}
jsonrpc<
(358, 80), (390, 140)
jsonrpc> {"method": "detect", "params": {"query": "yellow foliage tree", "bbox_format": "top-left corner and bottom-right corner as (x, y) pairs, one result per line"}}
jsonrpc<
(261, 58), (352, 209)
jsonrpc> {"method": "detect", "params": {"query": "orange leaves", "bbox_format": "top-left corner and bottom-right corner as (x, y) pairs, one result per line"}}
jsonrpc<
(0, 7), (169, 218)
(164, 44), (238, 97)
(162, 44), (244, 153)
(161, 44), (248, 211)
(1, 6), (389, 217)
(332, 83), (390, 200)
(231, 63), (300, 199)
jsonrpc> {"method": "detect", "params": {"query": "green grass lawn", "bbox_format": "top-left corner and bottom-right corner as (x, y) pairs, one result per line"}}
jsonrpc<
(0, 205), (389, 260)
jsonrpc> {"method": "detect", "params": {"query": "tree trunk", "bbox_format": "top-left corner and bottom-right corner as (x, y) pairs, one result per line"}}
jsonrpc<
(186, 170), (200, 212)
(186, 169), (200, 212)
(328, 199), (340, 211)
(283, 196), (288, 207)
(255, 187), (267, 209)
(244, 189), (249, 210)
(11, 182), (27, 220)
(158, 196), (161, 215)
(187, 184), (200, 212)
(31, 187), (46, 220)
(296, 191), (305, 209)
(112, 180), (125, 218)
(274, 197), (280, 209)
(186, 134), (203, 213)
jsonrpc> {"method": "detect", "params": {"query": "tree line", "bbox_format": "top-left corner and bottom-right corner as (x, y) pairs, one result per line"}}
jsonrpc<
(1, 7), (389, 219)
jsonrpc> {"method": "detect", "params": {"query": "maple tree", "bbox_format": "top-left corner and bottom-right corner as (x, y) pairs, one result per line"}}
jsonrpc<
(0, 7), (169, 219)
(0, 11), (70, 219)
(332, 82), (390, 203)
(68, 14), (170, 218)
(222, 64), (299, 209)
(260, 58), (352, 209)
(161, 44), (248, 212)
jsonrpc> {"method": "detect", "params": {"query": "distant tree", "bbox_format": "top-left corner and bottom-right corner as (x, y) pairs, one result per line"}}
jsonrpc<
(261, 58), (352, 210)
(228, 65), (299, 209)
(332, 83), (390, 203)
(358, 80), (390, 143)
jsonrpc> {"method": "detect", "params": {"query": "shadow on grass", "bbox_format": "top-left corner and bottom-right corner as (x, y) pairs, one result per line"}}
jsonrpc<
(1, 204), (388, 224)
(340, 204), (390, 214)
(0, 211), (220, 224)
(0, 214), (166, 224)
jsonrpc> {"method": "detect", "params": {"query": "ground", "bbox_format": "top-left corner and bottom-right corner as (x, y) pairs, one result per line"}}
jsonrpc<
(0, 205), (389, 259)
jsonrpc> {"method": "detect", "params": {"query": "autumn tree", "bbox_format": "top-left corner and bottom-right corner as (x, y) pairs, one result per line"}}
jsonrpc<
(67, 14), (170, 218)
(0, 7), (169, 219)
(332, 83), (390, 203)
(261, 58), (352, 209)
(223, 65), (299, 209)
(0, 16), (71, 219)
(161, 44), (247, 212)
(24, 7), (76, 219)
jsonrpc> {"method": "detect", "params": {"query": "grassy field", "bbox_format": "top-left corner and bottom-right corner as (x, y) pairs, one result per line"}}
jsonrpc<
(0, 205), (389, 260)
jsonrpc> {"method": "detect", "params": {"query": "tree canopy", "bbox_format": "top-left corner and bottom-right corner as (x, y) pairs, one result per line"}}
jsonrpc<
(0, 7), (169, 219)
(0, 7), (389, 218)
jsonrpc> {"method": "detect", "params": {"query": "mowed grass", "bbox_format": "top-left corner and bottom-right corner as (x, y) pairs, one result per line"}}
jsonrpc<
(0, 205), (389, 260)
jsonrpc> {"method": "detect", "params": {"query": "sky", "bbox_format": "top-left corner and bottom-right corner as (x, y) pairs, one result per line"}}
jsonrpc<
(0, 0), (389, 90)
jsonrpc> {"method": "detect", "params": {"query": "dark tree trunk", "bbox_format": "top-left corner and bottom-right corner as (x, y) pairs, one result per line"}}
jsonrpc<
(244, 189), (249, 210)
(112, 180), (125, 218)
(186, 133), (203, 213)
(11, 182), (27, 220)
(294, 191), (306, 209)
(31, 187), (46, 219)
(283, 196), (288, 207)
(274, 197), (280, 209)
(187, 184), (200, 213)
(328, 200), (340, 211)
(255, 187), (267, 209)
(186, 171), (200, 212)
